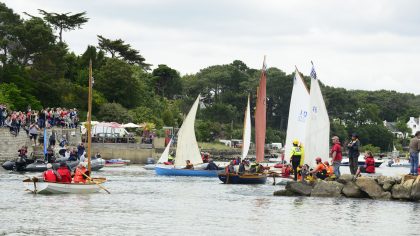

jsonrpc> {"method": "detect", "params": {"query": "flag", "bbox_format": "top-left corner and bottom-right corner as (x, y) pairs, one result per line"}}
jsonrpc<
(310, 61), (317, 80)
(43, 128), (47, 156)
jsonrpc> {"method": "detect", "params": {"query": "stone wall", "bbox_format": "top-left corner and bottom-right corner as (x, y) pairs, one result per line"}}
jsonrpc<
(91, 143), (155, 164)
(0, 128), (31, 162)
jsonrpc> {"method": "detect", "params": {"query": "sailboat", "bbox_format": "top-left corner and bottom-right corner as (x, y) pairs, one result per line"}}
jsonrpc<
(23, 60), (109, 194)
(155, 95), (219, 177)
(218, 58), (268, 184)
(302, 62), (330, 167)
(143, 139), (173, 170)
(283, 69), (310, 164)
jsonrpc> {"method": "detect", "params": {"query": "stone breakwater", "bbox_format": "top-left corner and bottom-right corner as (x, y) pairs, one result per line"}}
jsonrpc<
(274, 174), (420, 201)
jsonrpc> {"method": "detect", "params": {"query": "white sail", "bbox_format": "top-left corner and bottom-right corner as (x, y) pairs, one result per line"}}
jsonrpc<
(241, 96), (251, 160)
(174, 95), (202, 166)
(304, 73), (330, 167)
(284, 69), (310, 160)
(157, 139), (172, 163)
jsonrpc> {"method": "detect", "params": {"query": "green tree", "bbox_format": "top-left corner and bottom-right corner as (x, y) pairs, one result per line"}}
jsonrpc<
(38, 10), (88, 43)
(97, 102), (132, 123)
(152, 64), (182, 98)
(95, 58), (142, 108)
(97, 35), (150, 70)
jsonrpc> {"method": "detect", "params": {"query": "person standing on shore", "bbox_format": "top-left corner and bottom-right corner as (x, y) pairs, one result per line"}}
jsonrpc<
(347, 133), (360, 175)
(290, 139), (303, 181)
(330, 136), (342, 178)
(409, 131), (420, 176)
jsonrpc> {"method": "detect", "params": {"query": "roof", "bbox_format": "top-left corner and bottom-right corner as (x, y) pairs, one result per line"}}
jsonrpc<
(384, 122), (401, 133)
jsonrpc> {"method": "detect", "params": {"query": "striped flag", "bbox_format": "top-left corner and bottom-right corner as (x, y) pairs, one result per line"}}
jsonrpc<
(310, 61), (317, 80)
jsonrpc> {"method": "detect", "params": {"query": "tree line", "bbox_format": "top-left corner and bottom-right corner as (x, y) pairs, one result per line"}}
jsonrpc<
(1, 3), (420, 152)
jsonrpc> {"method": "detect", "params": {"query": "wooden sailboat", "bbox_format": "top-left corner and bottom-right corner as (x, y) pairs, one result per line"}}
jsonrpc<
(155, 95), (218, 177)
(23, 60), (108, 194)
(218, 57), (268, 184)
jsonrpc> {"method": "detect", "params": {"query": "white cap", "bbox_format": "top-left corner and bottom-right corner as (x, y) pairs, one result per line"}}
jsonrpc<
(46, 163), (53, 169)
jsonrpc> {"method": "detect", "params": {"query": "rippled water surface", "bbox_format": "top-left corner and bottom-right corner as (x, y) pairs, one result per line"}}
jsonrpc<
(0, 164), (419, 236)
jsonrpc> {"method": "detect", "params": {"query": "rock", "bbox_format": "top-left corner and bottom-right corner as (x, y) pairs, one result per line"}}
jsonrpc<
(376, 176), (387, 186)
(285, 181), (313, 196)
(342, 182), (366, 198)
(410, 176), (420, 201)
(395, 176), (402, 184)
(273, 189), (296, 197)
(355, 177), (389, 199)
(391, 179), (414, 200)
(383, 178), (396, 191)
(311, 180), (343, 198)
(336, 174), (354, 185)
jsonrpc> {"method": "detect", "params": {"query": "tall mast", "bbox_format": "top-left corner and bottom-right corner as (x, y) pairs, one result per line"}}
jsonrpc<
(87, 59), (93, 174)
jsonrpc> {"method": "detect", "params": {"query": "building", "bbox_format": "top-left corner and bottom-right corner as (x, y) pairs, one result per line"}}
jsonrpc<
(407, 116), (420, 136)
(383, 120), (404, 138)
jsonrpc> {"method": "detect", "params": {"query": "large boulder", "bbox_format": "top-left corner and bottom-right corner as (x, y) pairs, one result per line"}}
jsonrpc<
(285, 181), (313, 196)
(376, 176), (396, 191)
(355, 177), (389, 199)
(383, 178), (397, 191)
(392, 179), (414, 200)
(410, 177), (420, 201)
(342, 181), (366, 198)
(273, 189), (296, 197)
(311, 180), (343, 198)
(336, 174), (354, 185)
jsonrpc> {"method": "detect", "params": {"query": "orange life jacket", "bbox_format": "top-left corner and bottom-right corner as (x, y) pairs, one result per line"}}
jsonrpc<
(74, 167), (87, 183)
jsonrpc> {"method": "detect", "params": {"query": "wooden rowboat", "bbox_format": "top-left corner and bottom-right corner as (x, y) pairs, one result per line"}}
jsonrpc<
(23, 177), (107, 194)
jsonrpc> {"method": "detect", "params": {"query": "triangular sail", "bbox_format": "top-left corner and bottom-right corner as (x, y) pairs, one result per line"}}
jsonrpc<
(158, 139), (172, 163)
(174, 95), (202, 166)
(255, 57), (267, 163)
(284, 69), (310, 162)
(241, 96), (251, 160)
(304, 63), (330, 167)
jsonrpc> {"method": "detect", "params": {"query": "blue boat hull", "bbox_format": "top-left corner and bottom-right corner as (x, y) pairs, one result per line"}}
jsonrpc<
(155, 166), (218, 177)
(218, 173), (267, 184)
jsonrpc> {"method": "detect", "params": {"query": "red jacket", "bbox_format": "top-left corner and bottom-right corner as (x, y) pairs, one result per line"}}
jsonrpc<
(365, 156), (375, 173)
(43, 170), (57, 182)
(57, 166), (72, 183)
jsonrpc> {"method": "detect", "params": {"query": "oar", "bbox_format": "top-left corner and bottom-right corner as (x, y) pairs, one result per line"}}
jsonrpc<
(82, 173), (111, 194)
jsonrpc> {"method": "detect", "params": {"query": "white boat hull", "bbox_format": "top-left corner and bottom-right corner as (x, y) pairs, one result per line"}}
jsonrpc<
(23, 179), (104, 194)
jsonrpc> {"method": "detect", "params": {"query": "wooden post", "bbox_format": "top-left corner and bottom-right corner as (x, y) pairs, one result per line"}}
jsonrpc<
(87, 60), (93, 175)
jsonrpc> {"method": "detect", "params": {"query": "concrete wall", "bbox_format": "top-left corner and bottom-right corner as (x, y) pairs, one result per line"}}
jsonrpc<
(0, 128), (31, 162)
(91, 143), (155, 164)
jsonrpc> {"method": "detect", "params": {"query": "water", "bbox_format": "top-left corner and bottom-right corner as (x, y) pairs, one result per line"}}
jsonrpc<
(0, 164), (419, 236)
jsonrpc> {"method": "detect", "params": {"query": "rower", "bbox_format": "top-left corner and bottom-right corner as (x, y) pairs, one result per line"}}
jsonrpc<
(57, 161), (72, 183)
(73, 162), (88, 184)
(43, 163), (57, 183)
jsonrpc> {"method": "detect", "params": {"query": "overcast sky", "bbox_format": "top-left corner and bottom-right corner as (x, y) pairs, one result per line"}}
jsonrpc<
(4, 0), (420, 95)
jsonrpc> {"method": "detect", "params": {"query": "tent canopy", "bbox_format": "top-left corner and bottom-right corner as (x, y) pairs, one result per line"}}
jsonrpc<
(122, 123), (141, 128)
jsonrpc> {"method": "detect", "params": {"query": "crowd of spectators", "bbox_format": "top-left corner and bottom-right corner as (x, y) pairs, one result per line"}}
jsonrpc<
(0, 104), (80, 138)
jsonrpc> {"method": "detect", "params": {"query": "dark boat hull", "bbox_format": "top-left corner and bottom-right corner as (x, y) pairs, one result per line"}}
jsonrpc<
(218, 173), (267, 184)
(3, 157), (105, 172)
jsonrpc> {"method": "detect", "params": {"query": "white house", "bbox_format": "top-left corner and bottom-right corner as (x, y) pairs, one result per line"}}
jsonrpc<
(407, 116), (420, 136)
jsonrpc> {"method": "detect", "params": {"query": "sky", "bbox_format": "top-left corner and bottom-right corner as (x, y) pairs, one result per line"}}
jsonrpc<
(3, 0), (420, 95)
